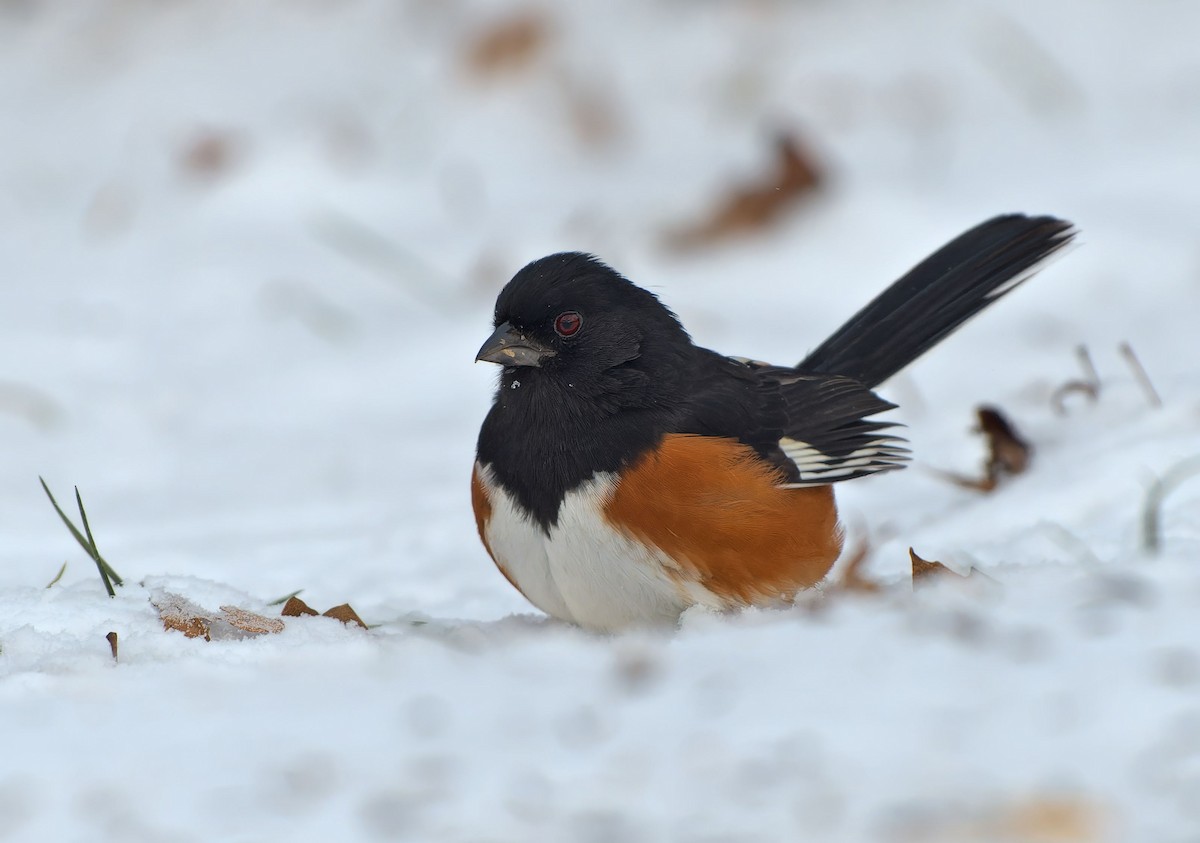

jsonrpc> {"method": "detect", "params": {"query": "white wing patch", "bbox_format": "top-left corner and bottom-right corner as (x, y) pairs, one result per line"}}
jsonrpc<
(778, 436), (909, 487)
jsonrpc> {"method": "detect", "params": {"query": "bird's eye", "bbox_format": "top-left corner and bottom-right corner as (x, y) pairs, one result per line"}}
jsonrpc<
(554, 311), (583, 337)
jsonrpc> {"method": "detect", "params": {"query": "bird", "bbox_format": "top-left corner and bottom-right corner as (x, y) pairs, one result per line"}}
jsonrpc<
(471, 214), (1075, 632)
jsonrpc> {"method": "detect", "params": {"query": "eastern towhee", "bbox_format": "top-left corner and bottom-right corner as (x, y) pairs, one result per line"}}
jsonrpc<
(472, 215), (1075, 631)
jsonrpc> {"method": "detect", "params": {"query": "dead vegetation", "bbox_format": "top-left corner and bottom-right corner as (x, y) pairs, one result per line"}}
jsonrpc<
(1053, 342), (1161, 415)
(40, 480), (369, 649)
(932, 405), (1032, 494)
(833, 539), (975, 595)
(662, 131), (823, 252)
(463, 10), (550, 78)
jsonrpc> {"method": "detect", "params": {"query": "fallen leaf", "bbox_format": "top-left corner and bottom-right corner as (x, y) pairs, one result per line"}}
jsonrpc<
(978, 405), (1032, 480)
(909, 547), (964, 583)
(151, 591), (216, 640)
(465, 11), (549, 77)
(281, 596), (319, 617)
(150, 590), (285, 641)
(663, 131), (822, 251)
(219, 605), (285, 636)
(323, 603), (367, 629)
(106, 631), (118, 662)
(934, 405), (1031, 493)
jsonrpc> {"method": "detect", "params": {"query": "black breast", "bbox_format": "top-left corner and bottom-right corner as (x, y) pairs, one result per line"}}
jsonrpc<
(476, 372), (676, 532)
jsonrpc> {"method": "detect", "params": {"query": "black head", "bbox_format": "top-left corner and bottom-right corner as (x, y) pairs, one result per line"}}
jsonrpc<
(476, 253), (693, 411)
(475, 253), (700, 529)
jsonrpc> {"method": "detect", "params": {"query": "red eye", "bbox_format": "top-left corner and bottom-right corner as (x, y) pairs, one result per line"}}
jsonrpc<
(554, 311), (583, 337)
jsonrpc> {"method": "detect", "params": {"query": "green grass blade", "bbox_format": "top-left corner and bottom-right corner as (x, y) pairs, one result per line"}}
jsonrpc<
(39, 477), (121, 597)
(40, 477), (97, 556)
(267, 589), (304, 606)
(74, 485), (123, 586)
(45, 561), (67, 588)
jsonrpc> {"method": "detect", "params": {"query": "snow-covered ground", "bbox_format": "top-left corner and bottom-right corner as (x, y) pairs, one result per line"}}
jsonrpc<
(2, 1), (1199, 840)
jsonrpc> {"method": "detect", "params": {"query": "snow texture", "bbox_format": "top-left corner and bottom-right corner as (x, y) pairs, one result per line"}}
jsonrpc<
(1, 1), (1199, 841)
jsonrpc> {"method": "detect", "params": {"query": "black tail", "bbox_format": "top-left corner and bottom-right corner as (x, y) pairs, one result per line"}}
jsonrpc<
(796, 214), (1076, 388)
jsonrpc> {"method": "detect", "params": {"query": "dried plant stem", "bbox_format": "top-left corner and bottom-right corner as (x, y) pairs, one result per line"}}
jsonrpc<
(1051, 344), (1100, 415)
(1142, 456), (1200, 554)
(1118, 341), (1162, 408)
(1076, 344), (1100, 386)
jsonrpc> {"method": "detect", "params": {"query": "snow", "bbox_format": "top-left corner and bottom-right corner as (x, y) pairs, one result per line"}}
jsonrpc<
(2, 1), (1199, 840)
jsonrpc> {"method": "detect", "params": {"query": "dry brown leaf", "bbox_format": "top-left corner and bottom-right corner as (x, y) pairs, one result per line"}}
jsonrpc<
(219, 605), (285, 636)
(323, 603), (367, 629)
(934, 405), (1031, 493)
(465, 11), (549, 77)
(663, 131), (822, 251)
(151, 591), (217, 640)
(979, 406), (1032, 480)
(909, 547), (964, 583)
(281, 596), (319, 617)
(150, 590), (285, 641)
(106, 631), (118, 662)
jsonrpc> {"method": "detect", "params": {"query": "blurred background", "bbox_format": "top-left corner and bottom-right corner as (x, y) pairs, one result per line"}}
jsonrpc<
(0, 0), (1197, 616)
(3, 4), (1200, 841)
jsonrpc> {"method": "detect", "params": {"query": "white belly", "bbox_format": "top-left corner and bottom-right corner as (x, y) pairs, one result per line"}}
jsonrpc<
(477, 464), (706, 631)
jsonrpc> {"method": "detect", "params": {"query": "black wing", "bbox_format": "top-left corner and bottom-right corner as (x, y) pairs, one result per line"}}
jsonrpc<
(677, 353), (907, 486)
(673, 214), (1074, 486)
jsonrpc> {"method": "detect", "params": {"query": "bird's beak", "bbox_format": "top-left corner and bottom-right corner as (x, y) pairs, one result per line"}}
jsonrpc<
(475, 321), (556, 367)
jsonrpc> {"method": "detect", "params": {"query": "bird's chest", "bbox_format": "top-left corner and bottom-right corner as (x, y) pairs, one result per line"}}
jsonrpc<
(475, 465), (690, 632)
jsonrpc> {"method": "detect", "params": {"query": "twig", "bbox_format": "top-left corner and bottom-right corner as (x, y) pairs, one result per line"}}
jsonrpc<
(39, 477), (123, 596)
(1051, 344), (1100, 415)
(1077, 344), (1100, 387)
(1142, 455), (1200, 554)
(1118, 341), (1162, 408)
